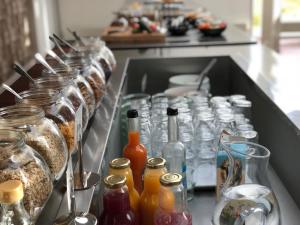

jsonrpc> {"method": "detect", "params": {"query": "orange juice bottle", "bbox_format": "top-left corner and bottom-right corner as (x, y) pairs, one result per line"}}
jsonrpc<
(139, 157), (167, 225)
(109, 158), (140, 213)
(123, 109), (147, 194)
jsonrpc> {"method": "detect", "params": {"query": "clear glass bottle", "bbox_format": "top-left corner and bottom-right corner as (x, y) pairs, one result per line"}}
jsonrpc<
(0, 129), (52, 220)
(100, 175), (137, 225)
(154, 173), (192, 225)
(162, 108), (187, 190)
(232, 99), (252, 120)
(140, 158), (167, 225)
(0, 105), (68, 181)
(0, 180), (32, 225)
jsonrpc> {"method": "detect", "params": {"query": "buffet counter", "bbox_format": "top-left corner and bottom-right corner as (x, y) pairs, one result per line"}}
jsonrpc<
(36, 44), (300, 225)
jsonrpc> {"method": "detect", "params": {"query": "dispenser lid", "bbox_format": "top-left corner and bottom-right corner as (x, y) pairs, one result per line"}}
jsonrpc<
(160, 173), (182, 186)
(109, 158), (130, 169)
(146, 157), (166, 169)
(104, 175), (126, 189)
(0, 180), (24, 204)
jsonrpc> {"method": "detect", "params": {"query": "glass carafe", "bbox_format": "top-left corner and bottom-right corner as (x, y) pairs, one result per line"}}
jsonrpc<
(213, 141), (280, 225)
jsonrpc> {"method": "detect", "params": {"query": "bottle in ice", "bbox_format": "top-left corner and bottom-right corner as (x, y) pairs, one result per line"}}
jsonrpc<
(162, 108), (187, 189)
(0, 180), (32, 225)
(213, 141), (280, 225)
(99, 175), (137, 225)
(108, 158), (140, 214)
(154, 173), (192, 225)
(140, 157), (167, 225)
(123, 109), (147, 194)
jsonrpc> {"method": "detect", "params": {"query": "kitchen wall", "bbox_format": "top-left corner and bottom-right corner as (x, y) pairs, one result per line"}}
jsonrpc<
(58, 0), (127, 39)
(32, 0), (61, 54)
(57, 0), (252, 38)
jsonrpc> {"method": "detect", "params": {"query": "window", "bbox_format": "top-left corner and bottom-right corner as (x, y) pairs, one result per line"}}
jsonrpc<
(0, 0), (36, 83)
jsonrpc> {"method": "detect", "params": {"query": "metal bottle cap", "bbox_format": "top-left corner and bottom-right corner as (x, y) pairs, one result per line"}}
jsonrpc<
(109, 158), (130, 169)
(146, 157), (166, 169)
(0, 180), (24, 204)
(104, 175), (126, 189)
(233, 99), (252, 107)
(160, 173), (182, 186)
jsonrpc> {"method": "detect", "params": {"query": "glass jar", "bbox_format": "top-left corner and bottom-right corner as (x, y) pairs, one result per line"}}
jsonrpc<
(42, 70), (96, 117)
(31, 77), (89, 131)
(59, 57), (107, 104)
(0, 105), (68, 181)
(0, 129), (52, 220)
(17, 90), (76, 153)
(154, 173), (192, 225)
(232, 99), (252, 119)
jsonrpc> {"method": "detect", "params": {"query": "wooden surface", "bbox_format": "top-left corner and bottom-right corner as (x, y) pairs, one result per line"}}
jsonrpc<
(101, 26), (165, 44)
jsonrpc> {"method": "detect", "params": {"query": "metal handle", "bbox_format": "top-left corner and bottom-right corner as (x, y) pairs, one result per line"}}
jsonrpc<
(13, 62), (36, 85)
(53, 33), (80, 53)
(34, 53), (57, 74)
(67, 28), (85, 46)
(1, 84), (22, 100)
(49, 36), (67, 57)
(47, 50), (71, 70)
(234, 204), (267, 225)
(197, 58), (218, 90)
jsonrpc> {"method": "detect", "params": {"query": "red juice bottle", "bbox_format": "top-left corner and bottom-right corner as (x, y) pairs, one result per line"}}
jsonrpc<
(123, 109), (147, 194)
(154, 173), (192, 225)
(100, 175), (138, 225)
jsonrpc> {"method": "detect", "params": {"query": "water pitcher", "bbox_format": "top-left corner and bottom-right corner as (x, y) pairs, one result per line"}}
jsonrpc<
(213, 141), (280, 225)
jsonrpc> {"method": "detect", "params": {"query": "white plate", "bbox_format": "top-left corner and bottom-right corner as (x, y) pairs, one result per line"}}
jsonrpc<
(169, 74), (209, 88)
(164, 86), (206, 97)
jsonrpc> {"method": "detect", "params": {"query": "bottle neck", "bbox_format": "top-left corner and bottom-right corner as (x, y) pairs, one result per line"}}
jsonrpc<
(168, 115), (178, 142)
(128, 117), (140, 145)
(1, 200), (31, 224)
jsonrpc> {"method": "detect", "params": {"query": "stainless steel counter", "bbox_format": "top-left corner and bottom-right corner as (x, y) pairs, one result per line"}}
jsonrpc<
(37, 44), (300, 225)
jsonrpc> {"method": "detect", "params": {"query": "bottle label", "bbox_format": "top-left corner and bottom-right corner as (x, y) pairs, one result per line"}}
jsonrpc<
(181, 162), (187, 189)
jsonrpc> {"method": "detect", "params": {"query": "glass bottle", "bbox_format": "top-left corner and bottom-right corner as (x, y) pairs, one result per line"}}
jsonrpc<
(0, 129), (52, 220)
(108, 158), (140, 214)
(17, 90), (76, 153)
(213, 141), (280, 225)
(0, 180), (32, 225)
(162, 108), (187, 189)
(140, 157), (167, 225)
(123, 109), (147, 194)
(100, 175), (137, 225)
(0, 105), (68, 181)
(154, 173), (192, 225)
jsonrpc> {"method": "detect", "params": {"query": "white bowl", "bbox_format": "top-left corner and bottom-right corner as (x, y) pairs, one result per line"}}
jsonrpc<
(164, 86), (206, 97)
(169, 74), (209, 88)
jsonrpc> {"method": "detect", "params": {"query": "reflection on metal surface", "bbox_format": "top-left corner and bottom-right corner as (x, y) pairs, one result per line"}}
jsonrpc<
(74, 172), (100, 191)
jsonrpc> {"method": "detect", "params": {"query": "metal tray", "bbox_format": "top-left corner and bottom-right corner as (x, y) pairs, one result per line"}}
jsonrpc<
(102, 56), (300, 224)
